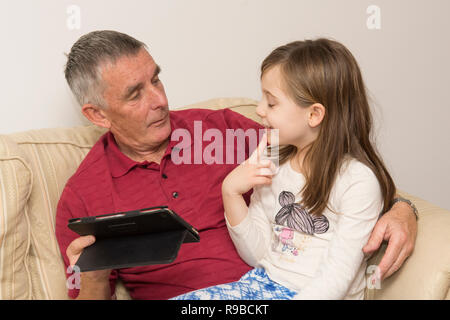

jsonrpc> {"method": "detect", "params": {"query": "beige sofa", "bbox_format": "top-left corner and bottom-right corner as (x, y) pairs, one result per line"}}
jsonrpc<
(0, 98), (449, 300)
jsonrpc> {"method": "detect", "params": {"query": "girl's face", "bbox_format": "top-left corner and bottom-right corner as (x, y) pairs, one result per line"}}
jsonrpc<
(256, 65), (317, 149)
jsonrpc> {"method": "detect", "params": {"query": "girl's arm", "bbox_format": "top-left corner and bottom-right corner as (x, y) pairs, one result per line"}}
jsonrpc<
(222, 190), (250, 227)
(221, 134), (275, 266)
(223, 187), (272, 267)
(222, 133), (272, 226)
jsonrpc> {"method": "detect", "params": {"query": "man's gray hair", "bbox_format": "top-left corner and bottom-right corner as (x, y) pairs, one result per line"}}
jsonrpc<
(65, 30), (147, 108)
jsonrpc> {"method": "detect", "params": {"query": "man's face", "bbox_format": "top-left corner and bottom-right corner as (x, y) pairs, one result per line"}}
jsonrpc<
(100, 48), (171, 152)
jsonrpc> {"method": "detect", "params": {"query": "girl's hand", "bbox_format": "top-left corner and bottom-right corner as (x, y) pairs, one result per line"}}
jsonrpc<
(222, 133), (276, 196)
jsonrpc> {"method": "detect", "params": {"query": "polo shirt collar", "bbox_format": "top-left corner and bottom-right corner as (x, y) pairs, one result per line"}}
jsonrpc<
(106, 111), (193, 178)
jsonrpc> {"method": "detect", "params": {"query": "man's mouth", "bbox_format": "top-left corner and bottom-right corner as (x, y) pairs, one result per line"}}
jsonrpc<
(150, 115), (168, 127)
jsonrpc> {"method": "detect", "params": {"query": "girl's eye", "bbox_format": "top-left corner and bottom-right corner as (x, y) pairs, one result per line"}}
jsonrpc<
(268, 103), (275, 108)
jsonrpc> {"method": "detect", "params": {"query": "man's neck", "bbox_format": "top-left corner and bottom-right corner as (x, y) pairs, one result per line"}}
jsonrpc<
(115, 138), (170, 164)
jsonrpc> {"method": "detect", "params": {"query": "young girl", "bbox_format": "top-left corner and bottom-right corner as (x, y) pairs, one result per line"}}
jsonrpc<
(173, 38), (396, 300)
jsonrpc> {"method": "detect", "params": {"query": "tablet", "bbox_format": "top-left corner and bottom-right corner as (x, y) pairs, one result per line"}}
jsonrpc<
(67, 206), (200, 272)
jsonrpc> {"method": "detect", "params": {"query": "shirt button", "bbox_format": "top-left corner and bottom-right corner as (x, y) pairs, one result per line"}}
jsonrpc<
(162, 173), (168, 179)
(172, 191), (179, 199)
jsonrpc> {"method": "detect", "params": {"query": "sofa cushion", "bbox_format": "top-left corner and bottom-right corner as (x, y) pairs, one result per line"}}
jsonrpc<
(0, 135), (33, 299)
(9, 125), (107, 299)
(366, 191), (450, 299)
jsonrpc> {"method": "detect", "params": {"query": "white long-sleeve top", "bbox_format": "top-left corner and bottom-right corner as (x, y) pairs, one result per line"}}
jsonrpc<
(225, 158), (383, 300)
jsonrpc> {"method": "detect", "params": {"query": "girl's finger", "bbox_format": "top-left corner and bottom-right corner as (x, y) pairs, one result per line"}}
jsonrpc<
(249, 133), (268, 164)
(253, 176), (272, 185)
(256, 160), (278, 176)
(258, 167), (275, 176)
(256, 160), (272, 168)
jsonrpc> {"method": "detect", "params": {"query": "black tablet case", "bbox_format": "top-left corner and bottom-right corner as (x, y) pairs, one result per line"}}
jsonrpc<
(67, 206), (199, 272)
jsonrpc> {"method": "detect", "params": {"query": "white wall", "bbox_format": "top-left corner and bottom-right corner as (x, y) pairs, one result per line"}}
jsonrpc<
(0, 0), (449, 210)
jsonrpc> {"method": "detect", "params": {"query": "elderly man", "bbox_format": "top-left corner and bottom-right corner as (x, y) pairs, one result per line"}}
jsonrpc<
(56, 30), (418, 300)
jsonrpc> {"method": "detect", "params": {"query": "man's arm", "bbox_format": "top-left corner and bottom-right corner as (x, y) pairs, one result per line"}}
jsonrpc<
(55, 186), (114, 300)
(362, 195), (418, 280)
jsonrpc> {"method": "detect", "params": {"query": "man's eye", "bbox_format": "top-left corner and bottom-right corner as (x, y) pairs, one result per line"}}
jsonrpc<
(152, 77), (160, 85)
(130, 92), (141, 100)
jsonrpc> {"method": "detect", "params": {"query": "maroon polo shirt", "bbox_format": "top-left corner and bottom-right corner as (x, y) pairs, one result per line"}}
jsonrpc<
(55, 108), (263, 300)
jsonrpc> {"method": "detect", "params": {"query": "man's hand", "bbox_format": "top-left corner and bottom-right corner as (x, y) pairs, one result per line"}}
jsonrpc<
(66, 235), (113, 299)
(363, 201), (417, 280)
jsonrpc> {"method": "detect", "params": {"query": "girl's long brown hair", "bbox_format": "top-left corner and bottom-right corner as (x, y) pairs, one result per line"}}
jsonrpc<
(262, 39), (396, 216)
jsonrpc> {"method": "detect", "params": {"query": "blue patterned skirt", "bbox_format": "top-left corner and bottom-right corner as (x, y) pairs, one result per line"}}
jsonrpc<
(171, 268), (297, 300)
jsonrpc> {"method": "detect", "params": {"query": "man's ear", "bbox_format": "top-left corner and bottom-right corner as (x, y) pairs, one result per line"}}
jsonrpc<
(308, 103), (326, 128)
(81, 104), (111, 129)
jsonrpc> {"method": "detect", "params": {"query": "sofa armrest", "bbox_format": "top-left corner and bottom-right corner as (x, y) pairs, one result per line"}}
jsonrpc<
(366, 191), (450, 299)
(0, 135), (33, 299)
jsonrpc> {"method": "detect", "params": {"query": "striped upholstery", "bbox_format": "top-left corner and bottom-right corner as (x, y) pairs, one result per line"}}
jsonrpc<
(8, 126), (107, 299)
(0, 98), (448, 299)
(0, 135), (33, 299)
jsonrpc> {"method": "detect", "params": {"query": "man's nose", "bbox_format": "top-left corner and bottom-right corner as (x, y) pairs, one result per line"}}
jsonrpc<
(146, 85), (168, 109)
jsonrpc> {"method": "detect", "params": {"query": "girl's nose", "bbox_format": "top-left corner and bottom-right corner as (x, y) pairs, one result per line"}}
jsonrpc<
(256, 101), (265, 118)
